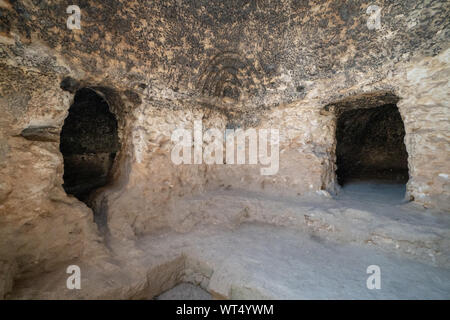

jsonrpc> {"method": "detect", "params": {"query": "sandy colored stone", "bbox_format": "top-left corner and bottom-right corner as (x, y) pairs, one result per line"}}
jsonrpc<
(0, 0), (449, 299)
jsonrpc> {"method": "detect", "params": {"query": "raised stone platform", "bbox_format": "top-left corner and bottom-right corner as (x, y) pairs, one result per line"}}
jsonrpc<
(9, 221), (450, 299)
(8, 182), (450, 300)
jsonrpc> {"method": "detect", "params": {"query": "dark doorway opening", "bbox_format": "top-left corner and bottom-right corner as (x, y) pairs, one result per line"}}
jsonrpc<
(335, 104), (408, 186)
(60, 88), (119, 203)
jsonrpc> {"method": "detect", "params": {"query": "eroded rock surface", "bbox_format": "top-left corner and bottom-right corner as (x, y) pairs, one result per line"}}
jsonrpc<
(0, 0), (449, 299)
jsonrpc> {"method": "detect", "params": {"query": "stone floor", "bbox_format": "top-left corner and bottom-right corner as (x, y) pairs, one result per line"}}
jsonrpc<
(339, 180), (408, 205)
(155, 283), (212, 300)
(8, 182), (450, 300)
(139, 222), (450, 299)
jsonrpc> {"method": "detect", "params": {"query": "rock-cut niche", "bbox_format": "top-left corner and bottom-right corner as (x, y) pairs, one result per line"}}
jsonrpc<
(335, 100), (409, 186)
(60, 88), (119, 203)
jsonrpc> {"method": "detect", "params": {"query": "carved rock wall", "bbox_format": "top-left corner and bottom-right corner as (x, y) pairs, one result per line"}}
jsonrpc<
(0, 0), (449, 297)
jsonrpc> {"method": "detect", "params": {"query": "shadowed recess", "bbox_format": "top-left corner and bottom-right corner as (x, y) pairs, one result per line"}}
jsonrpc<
(336, 104), (409, 185)
(60, 88), (119, 203)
